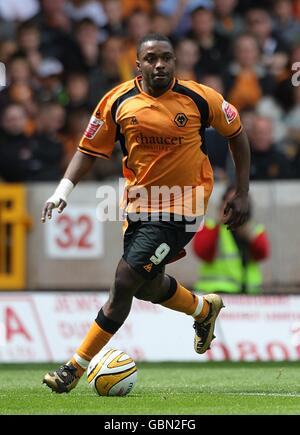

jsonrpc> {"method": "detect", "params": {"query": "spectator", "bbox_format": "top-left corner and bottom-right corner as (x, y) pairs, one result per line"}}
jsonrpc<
(0, 55), (38, 119)
(88, 36), (124, 105)
(16, 22), (42, 73)
(256, 96), (287, 143)
(0, 39), (17, 64)
(273, 0), (300, 45)
(186, 4), (231, 75)
(65, 0), (107, 27)
(7, 54), (33, 85)
(249, 115), (291, 179)
(155, 0), (192, 37)
(214, 0), (244, 39)
(267, 51), (289, 84)
(245, 7), (288, 68)
(151, 12), (174, 38)
(30, 0), (71, 33)
(102, 0), (125, 38)
(224, 34), (275, 110)
(193, 184), (270, 294)
(65, 72), (90, 113)
(119, 11), (151, 81)
(36, 57), (67, 104)
(29, 0), (81, 72)
(74, 18), (102, 72)
(0, 103), (63, 181)
(37, 101), (66, 139)
(275, 44), (300, 112)
(201, 72), (224, 93)
(5, 83), (38, 121)
(175, 38), (200, 80)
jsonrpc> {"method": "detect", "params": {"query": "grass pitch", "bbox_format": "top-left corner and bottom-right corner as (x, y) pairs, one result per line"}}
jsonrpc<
(0, 362), (299, 415)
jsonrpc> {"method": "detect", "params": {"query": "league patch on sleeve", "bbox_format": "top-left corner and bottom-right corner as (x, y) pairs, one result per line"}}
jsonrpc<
(84, 116), (104, 139)
(222, 100), (237, 124)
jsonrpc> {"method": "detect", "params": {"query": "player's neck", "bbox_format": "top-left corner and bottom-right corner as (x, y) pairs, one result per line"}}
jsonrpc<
(140, 79), (173, 98)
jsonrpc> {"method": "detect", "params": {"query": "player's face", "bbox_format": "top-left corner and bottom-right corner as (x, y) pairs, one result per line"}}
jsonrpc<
(137, 41), (176, 91)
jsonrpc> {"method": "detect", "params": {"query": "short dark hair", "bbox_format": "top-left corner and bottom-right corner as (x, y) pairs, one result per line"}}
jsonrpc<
(137, 33), (173, 58)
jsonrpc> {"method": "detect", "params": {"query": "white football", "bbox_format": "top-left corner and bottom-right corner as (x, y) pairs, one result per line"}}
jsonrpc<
(87, 348), (137, 396)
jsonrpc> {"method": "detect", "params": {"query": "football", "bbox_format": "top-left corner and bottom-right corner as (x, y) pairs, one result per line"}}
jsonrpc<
(87, 348), (137, 396)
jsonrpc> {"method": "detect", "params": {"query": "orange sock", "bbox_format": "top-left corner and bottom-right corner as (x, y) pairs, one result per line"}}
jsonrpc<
(69, 321), (113, 376)
(161, 282), (209, 321)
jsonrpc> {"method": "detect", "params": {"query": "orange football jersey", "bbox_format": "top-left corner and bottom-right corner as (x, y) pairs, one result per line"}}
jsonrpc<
(78, 76), (242, 216)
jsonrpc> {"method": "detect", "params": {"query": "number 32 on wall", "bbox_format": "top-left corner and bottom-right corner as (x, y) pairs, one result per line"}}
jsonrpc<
(45, 206), (104, 258)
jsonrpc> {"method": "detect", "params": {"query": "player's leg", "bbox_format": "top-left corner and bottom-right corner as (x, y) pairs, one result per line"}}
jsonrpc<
(71, 258), (145, 364)
(160, 280), (224, 354)
(134, 217), (225, 354)
(136, 273), (224, 353)
(43, 258), (147, 393)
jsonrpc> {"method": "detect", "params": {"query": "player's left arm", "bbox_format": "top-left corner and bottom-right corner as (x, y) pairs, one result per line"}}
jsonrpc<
(224, 129), (251, 230)
(202, 84), (251, 230)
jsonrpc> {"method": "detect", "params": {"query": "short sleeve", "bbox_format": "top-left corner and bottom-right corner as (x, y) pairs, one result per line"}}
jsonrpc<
(78, 92), (117, 159)
(203, 85), (243, 139)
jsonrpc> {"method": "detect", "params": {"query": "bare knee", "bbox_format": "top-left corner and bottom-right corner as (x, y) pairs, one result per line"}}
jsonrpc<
(135, 285), (154, 301)
(103, 259), (146, 321)
(109, 258), (145, 304)
(135, 273), (169, 303)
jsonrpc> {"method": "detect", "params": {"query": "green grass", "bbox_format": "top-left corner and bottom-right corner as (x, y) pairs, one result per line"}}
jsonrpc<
(0, 362), (300, 415)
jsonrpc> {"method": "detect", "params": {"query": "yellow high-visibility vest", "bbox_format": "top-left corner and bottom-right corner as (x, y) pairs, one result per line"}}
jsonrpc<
(194, 219), (264, 294)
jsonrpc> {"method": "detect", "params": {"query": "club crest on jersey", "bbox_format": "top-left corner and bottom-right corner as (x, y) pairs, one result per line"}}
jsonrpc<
(222, 101), (237, 124)
(174, 113), (188, 127)
(84, 116), (104, 139)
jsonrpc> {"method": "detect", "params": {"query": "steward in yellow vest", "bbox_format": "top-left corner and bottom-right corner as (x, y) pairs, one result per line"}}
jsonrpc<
(193, 186), (270, 294)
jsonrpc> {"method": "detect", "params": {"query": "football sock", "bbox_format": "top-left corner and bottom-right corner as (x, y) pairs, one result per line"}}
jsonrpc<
(69, 309), (122, 376)
(69, 355), (89, 377)
(161, 279), (210, 321)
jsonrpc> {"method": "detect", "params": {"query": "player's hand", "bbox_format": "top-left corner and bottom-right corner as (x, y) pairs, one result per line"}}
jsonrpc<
(41, 199), (67, 223)
(222, 193), (249, 231)
(235, 222), (253, 240)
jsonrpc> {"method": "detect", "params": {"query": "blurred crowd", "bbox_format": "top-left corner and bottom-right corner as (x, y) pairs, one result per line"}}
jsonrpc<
(0, 0), (300, 182)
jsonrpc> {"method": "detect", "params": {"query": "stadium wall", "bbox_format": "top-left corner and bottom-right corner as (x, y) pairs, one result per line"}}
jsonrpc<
(25, 180), (300, 292)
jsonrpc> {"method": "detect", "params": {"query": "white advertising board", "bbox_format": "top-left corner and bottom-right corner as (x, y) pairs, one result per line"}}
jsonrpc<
(0, 294), (300, 362)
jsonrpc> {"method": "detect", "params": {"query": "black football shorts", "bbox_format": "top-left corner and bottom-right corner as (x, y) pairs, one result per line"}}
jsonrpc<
(122, 213), (202, 280)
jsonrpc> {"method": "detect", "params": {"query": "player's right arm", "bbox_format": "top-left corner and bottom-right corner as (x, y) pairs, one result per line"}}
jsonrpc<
(41, 86), (119, 223)
(41, 81), (134, 223)
(41, 151), (96, 222)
